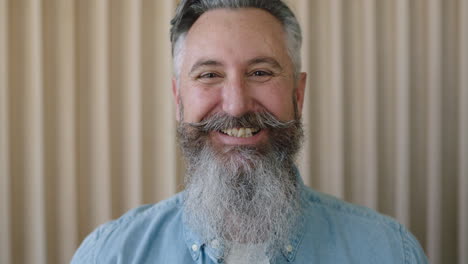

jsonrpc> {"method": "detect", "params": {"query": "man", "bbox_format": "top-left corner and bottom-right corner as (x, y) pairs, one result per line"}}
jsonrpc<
(72, 0), (428, 263)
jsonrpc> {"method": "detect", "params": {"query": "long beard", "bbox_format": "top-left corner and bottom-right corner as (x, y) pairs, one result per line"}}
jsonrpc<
(177, 111), (304, 258)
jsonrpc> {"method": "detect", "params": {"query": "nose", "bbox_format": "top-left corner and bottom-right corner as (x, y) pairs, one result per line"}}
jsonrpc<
(221, 76), (253, 117)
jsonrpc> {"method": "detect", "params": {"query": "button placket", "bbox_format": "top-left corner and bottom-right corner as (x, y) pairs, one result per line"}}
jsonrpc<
(190, 243), (201, 260)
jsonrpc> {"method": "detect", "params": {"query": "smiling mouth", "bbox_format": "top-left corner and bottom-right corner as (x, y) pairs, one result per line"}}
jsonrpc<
(219, 127), (261, 138)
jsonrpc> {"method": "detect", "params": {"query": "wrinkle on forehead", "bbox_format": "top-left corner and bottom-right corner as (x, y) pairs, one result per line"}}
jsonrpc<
(181, 8), (292, 74)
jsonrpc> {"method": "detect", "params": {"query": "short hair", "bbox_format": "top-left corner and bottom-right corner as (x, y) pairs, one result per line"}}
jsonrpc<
(170, 0), (303, 79)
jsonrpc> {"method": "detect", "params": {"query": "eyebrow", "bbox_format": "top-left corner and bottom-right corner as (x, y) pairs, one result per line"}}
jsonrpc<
(189, 59), (224, 74)
(247, 56), (283, 71)
(188, 56), (284, 75)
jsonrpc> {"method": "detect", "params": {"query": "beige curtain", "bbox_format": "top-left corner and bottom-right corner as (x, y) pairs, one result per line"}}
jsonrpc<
(0, 0), (467, 263)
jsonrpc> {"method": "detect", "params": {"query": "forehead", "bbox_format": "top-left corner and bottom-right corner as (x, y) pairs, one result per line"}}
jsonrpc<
(182, 8), (290, 69)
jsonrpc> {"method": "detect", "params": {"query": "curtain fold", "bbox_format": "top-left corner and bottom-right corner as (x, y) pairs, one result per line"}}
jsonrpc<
(458, 0), (468, 261)
(0, 0), (11, 263)
(0, 0), (466, 263)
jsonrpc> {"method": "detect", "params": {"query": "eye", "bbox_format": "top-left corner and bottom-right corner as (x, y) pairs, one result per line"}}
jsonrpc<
(199, 72), (219, 79)
(196, 72), (224, 84)
(248, 70), (274, 82)
(252, 70), (271, 76)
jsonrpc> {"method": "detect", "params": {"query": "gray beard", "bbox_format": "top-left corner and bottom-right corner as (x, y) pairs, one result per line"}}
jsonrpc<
(177, 111), (303, 259)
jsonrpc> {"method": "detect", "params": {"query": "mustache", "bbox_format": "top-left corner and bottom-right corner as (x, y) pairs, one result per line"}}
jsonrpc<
(187, 111), (297, 132)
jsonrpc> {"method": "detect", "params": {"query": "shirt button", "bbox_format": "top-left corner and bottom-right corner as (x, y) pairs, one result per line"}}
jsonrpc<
(191, 244), (199, 252)
(286, 244), (293, 252)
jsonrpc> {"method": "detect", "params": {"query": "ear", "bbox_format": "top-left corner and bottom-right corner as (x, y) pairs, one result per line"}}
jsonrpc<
(295, 72), (307, 118)
(172, 78), (181, 121)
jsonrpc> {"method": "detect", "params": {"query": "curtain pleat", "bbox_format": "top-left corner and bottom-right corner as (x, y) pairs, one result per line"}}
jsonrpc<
(80, 0), (113, 231)
(109, 0), (143, 214)
(0, 0), (466, 263)
(441, 2), (459, 263)
(316, 0), (345, 198)
(393, 0), (410, 226)
(140, 0), (179, 203)
(339, 0), (379, 209)
(55, 0), (78, 261)
(343, 0), (378, 210)
(122, 0), (143, 211)
(0, 0), (11, 263)
(426, 0), (443, 262)
(21, 1), (47, 263)
(459, 1), (468, 263)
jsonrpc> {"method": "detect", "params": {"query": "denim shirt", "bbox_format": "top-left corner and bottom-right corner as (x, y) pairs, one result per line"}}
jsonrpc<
(71, 175), (428, 264)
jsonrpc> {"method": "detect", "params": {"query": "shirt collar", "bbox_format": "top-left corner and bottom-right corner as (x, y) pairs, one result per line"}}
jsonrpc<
(182, 166), (307, 263)
(183, 225), (227, 263)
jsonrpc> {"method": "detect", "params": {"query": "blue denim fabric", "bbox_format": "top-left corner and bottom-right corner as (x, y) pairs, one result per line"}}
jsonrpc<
(71, 174), (428, 264)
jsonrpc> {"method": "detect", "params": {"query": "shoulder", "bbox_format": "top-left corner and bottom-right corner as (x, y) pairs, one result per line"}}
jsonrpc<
(109, 191), (184, 228)
(71, 192), (186, 264)
(299, 186), (428, 263)
(96, 191), (184, 242)
(302, 187), (398, 228)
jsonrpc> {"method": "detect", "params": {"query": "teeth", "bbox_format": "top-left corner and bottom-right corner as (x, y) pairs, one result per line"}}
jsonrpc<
(238, 128), (245, 137)
(221, 127), (260, 138)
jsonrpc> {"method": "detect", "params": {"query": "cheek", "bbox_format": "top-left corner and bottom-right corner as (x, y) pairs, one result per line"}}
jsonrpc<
(181, 85), (220, 122)
(252, 84), (295, 120)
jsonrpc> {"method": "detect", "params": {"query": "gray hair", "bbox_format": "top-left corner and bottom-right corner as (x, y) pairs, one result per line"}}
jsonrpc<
(170, 0), (303, 79)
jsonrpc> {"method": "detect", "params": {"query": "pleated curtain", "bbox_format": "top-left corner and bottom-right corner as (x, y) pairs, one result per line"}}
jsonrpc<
(0, 0), (467, 263)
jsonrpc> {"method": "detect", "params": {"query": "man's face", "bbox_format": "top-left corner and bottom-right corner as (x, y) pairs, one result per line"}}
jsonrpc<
(175, 8), (305, 251)
(173, 8), (306, 149)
